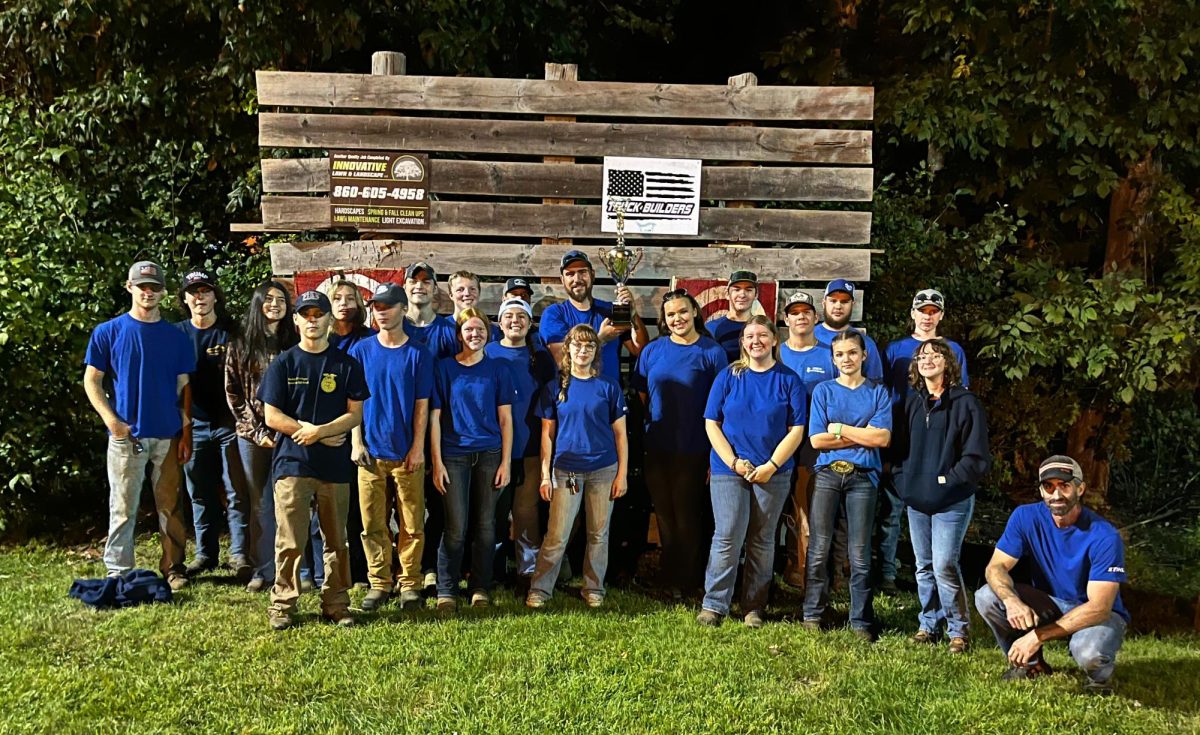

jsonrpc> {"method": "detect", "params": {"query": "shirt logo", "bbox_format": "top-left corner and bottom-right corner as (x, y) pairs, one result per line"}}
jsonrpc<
(1107, 565), (1125, 574)
(320, 372), (338, 393)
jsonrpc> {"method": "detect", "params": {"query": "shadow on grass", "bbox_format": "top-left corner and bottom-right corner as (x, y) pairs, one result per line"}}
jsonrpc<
(1112, 656), (1200, 714)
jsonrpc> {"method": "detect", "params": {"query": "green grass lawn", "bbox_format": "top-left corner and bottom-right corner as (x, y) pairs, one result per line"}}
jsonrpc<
(2, 539), (1198, 735)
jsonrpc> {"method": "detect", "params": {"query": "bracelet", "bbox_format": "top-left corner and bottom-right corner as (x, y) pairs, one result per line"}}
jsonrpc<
(730, 457), (741, 470)
(768, 458), (780, 470)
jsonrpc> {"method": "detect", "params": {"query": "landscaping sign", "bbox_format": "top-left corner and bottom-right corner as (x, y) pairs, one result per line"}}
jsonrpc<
(329, 151), (430, 229)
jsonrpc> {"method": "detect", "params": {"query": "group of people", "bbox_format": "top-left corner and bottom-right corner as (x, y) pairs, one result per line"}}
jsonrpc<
(83, 253), (1129, 693)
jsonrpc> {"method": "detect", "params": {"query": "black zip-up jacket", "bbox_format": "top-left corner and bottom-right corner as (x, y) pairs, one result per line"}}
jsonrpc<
(890, 385), (991, 515)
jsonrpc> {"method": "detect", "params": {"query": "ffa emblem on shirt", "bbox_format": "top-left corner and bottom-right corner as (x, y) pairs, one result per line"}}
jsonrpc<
(320, 372), (337, 393)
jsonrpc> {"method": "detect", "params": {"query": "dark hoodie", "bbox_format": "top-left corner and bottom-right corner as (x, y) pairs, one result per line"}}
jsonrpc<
(890, 385), (991, 515)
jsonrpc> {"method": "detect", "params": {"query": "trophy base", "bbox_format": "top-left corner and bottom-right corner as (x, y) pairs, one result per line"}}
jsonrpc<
(610, 302), (633, 330)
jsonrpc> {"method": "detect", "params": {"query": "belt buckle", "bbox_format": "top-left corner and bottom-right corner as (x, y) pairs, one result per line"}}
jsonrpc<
(830, 460), (855, 476)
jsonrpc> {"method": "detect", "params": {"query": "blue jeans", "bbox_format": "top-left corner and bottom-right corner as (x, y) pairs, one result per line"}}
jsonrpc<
(877, 480), (905, 582)
(702, 472), (790, 616)
(804, 469), (877, 630)
(437, 449), (504, 598)
(975, 584), (1127, 684)
(530, 463), (619, 598)
(908, 495), (974, 638)
(237, 438), (276, 583)
(184, 420), (249, 563)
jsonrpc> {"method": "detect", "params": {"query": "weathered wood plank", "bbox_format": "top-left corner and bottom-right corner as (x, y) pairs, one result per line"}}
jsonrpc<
(269, 240), (873, 281)
(261, 158), (874, 201)
(260, 197), (872, 244)
(259, 113), (873, 164)
(256, 71), (874, 121)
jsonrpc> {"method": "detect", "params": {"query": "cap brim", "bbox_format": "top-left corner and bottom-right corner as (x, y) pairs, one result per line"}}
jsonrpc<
(785, 303), (814, 313)
(1039, 469), (1076, 483)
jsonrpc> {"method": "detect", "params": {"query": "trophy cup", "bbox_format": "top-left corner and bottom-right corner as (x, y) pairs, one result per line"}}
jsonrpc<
(598, 198), (644, 329)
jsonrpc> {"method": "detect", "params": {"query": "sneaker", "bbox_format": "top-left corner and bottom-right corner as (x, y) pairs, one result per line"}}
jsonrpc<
(1001, 660), (1054, 681)
(696, 609), (723, 627)
(948, 636), (970, 654)
(398, 589), (423, 609)
(851, 627), (875, 643)
(423, 571), (437, 590)
(470, 590), (491, 608)
(166, 571), (189, 591)
(322, 610), (356, 627)
(1083, 678), (1114, 696)
(878, 578), (899, 596)
(268, 612), (293, 631)
(184, 558), (215, 577)
(910, 630), (937, 645)
(525, 591), (549, 609)
(245, 577), (269, 593)
(436, 596), (456, 614)
(299, 579), (315, 593)
(361, 589), (391, 611)
(230, 555), (253, 584)
(801, 619), (822, 632)
(744, 610), (766, 629)
(582, 592), (604, 609)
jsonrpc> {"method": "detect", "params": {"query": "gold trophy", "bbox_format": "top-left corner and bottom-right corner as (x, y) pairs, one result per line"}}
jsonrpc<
(598, 198), (644, 329)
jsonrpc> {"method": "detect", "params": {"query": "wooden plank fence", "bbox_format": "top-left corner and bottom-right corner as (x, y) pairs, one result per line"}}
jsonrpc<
(238, 52), (876, 320)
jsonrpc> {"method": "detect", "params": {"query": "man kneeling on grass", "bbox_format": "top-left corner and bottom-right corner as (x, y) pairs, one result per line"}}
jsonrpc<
(976, 455), (1129, 694)
(259, 290), (369, 630)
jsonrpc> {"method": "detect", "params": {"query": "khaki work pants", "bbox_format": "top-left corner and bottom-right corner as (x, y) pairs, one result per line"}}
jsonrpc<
(269, 476), (351, 617)
(357, 460), (426, 592)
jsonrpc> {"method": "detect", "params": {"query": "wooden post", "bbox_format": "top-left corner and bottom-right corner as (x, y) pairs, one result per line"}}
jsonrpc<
(711, 72), (757, 251)
(541, 63), (578, 278)
(371, 51), (406, 77)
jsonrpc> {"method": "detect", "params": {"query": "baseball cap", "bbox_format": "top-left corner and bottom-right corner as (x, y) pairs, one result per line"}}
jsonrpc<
(366, 282), (408, 308)
(824, 279), (856, 298)
(560, 250), (592, 271)
(912, 288), (946, 311)
(180, 269), (217, 292)
(498, 297), (533, 319)
(505, 277), (533, 297)
(728, 270), (758, 287)
(128, 261), (166, 288)
(405, 262), (437, 282)
(294, 290), (332, 314)
(784, 292), (816, 313)
(1039, 455), (1084, 484)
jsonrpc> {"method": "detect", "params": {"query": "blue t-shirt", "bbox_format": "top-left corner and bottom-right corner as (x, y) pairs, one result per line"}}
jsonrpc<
(348, 336), (434, 462)
(433, 356), (516, 456)
(814, 323), (884, 382)
(808, 379), (892, 484)
(536, 375), (628, 473)
(707, 315), (745, 364)
(85, 314), (196, 439)
(539, 299), (623, 385)
(884, 335), (970, 404)
(703, 362), (807, 477)
(484, 341), (557, 458)
(175, 320), (234, 425)
(780, 342), (838, 400)
(997, 503), (1129, 622)
(257, 345), (370, 483)
(632, 336), (727, 454)
(404, 316), (460, 360)
(330, 326), (375, 355)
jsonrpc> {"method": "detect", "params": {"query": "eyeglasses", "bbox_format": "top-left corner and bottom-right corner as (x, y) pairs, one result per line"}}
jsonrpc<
(571, 342), (598, 352)
(916, 352), (945, 363)
(662, 288), (689, 303)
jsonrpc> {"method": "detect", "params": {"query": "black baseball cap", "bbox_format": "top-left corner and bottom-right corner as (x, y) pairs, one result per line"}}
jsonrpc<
(1039, 455), (1084, 483)
(728, 270), (758, 287)
(560, 250), (592, 271)
(180, 269), (217, 292)
(405, 262), (437, 282)
(505, 277), (533, 297)
(366, 282), (408, 308)
(784, 292), (816, 313)
(294, 290), (332, 314)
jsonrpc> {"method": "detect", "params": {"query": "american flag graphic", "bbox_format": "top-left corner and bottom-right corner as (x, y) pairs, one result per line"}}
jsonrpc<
(607, 170), (697, 200)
